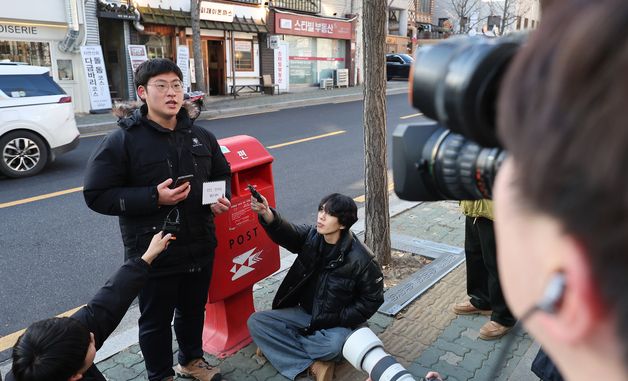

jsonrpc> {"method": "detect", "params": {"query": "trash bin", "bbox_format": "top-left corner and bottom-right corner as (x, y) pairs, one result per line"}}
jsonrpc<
(202, 135), (280, 358)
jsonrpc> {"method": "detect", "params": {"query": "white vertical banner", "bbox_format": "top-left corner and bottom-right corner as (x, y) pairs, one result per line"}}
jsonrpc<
(190, 58), (196, 83)
(127, 45), (148, 76)
(80, 46), (112, 111)
(176, 45), (191, 92)
(274, 42), (289, 92)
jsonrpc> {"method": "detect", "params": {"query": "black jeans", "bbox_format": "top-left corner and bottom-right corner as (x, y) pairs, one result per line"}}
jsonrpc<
(464, 216), (516, 327)
(138, 265), (212, 381)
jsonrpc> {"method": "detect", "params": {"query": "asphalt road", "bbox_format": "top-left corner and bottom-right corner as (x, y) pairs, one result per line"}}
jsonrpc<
(0, 92), (424, 350)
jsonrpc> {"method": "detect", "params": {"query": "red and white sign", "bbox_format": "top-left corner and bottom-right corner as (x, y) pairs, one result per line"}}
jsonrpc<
(274, 42), (289, 92)
(275, 12), (353, 40)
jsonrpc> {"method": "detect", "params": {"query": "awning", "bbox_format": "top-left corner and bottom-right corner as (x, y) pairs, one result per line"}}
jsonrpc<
(138, 6), (269, 33)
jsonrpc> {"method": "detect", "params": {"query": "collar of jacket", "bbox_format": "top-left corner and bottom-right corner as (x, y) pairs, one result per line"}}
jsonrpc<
(115, 101), (199, 132)
(317, 229), (355, 268)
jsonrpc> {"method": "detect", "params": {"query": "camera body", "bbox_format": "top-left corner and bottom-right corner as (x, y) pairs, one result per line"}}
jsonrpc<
(393, 33), (527, 202)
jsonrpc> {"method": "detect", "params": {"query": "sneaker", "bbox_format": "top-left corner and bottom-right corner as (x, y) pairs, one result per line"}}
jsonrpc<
(479, 320), (513, 340)
(174, 358), (221, 381)
(451, 300), (492, 316)
(309, 360), (335, 381)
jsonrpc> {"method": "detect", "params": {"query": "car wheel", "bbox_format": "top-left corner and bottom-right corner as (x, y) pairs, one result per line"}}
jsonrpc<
(0, 131), (49, 178)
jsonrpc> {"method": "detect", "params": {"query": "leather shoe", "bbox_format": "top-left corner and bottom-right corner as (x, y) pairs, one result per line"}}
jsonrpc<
(451, 300), (492, 316)
(479, 320), (513, 340)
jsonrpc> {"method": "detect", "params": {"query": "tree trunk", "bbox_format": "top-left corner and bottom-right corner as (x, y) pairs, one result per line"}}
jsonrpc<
(362, 0), (391, 266)
(191, 0), (206, 93)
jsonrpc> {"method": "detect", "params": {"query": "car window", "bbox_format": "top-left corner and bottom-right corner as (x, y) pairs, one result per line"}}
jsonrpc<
(386, 55), (395, 62)
(0, 74), (66, 98)
(398, 54), (415, 63)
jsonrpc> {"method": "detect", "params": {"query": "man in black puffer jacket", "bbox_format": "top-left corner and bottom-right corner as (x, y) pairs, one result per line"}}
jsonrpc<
(247, 193), (384, 381)
(83, 59), (230, 381)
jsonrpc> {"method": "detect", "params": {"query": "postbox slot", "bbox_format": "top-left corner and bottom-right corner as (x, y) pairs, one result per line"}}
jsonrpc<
(235, 164), (273, 197)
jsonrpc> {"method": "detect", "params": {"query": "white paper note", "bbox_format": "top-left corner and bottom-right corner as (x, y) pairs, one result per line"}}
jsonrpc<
(202, 181), (226, 205)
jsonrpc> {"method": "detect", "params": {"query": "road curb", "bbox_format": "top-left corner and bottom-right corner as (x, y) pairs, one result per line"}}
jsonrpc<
(77, 87), (409, 137)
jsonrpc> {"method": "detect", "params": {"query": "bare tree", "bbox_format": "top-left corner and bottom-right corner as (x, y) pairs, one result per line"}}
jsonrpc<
(362, 0), (391, 266)
(488, 0), (535, 34)
(449, 0), (481, 33)
(191, 0), (206, 92)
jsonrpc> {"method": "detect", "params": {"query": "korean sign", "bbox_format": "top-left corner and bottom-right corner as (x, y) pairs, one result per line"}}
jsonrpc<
(128, 45), (148, 75)
(177, 45), (191, 92)
(199, 1), (234, 23)
(274, 13), (353, 40)
(80, 45), (112, 111)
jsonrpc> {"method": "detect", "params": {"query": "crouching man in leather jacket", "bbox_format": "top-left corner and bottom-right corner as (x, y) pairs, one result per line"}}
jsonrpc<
(248, 193), (384, 381)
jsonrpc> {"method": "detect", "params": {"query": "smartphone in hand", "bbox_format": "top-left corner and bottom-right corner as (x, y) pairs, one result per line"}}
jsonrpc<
(247, 184), (264, 203)
(171, 174), (194, 189)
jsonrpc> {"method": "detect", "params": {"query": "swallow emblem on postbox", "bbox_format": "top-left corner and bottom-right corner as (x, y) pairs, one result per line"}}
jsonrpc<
(230, 247), (263, 281)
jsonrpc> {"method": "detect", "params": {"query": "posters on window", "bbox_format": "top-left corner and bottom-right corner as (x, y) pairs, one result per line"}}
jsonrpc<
(80, 45), (112, 111)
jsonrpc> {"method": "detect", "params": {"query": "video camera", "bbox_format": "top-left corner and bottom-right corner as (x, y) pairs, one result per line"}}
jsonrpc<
(393, 33), (527, 201)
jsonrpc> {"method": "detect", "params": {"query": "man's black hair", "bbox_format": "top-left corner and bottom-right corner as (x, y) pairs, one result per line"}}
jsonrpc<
(318, 193), (358, 229)
(134, 58), (183, 89)
(11, 317), (90, 381)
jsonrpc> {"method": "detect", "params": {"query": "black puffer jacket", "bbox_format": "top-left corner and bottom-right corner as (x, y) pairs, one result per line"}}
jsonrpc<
(83, 103), (231, 276)
(261, 209), (384, 331)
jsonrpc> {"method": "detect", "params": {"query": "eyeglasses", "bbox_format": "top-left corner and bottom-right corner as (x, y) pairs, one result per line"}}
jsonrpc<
(146, 80), (184, 93)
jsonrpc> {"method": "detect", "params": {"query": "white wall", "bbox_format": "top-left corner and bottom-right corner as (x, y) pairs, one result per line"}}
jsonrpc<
(3, 0), (68, 24)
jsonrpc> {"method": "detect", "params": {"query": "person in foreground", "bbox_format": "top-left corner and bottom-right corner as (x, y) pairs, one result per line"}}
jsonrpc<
(248, 193), (384, 381)
(493, 0), (628, 380)
(83, 58), (230, 381)
(7, 232), (172, 381)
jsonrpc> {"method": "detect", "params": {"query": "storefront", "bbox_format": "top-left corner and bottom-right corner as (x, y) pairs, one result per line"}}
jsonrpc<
(96, 0), (142, 102)
(136, 1), (267, 96)
(0, 3), (91, 113)
(270, 10), (356, 88)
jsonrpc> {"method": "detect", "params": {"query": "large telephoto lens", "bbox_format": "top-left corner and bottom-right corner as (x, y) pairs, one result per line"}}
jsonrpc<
(393, 121), (505, 201)
(409, 34), (525, 148)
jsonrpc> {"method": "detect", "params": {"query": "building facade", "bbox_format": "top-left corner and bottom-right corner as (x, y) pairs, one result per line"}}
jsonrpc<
(0, 0), (95, 112)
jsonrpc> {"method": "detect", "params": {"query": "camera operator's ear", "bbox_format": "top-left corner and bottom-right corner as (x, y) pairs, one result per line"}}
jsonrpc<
(541, 237), (605, 344)
(536, 272), (565, 314)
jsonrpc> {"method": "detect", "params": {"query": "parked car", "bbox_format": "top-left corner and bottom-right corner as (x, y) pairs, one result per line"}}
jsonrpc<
(386, 53), (414, 81)
(0, 63), (80, 177)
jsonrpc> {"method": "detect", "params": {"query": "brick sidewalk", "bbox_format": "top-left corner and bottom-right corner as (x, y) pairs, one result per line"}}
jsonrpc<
(94, 200), (538, 381)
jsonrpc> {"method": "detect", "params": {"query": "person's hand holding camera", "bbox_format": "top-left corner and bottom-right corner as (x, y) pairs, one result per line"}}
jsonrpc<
(157, 178), (191, 206)
(250, 193), (273, 224)
(141, 231), (173, 265)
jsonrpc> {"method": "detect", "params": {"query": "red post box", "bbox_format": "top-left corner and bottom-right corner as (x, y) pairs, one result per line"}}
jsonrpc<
(202, 135), (280, 358)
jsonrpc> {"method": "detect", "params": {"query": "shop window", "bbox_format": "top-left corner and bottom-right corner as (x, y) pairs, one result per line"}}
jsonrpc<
(234, 39), (253, 71)
(0, 40), (51, 68)
(140, 35), (173, 60)
(57, 59), (74, 81)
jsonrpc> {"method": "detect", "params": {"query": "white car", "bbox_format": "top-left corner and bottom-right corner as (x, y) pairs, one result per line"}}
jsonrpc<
(0, 63), (80, 177)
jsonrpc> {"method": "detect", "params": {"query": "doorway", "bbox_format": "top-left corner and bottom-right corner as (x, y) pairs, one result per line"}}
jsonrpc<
(207, 40), (224, 95)
(98, 18), (128, 101)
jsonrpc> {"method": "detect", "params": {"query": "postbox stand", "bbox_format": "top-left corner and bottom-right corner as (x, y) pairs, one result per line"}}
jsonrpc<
(202, 135), (280, 358)
(202, 287), (255, 358)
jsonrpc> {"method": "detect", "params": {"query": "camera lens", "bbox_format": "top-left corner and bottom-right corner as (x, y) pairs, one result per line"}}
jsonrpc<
(393, 122), (505, 201)
(410, 35), (524, 148)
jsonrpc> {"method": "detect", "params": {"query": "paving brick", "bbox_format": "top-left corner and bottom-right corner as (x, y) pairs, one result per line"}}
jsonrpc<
(440, 351), (463, 366)
(432, 339), (471, 357)
(432, 360), (474, 381)
(102, 364), (140, 380)
(458, 349), (488, 373)
(415, 347), (446, 368)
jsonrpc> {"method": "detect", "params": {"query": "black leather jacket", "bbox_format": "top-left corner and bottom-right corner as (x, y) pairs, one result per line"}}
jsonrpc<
(83, 104), (231, 276)
(260, 209), (384, 331)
